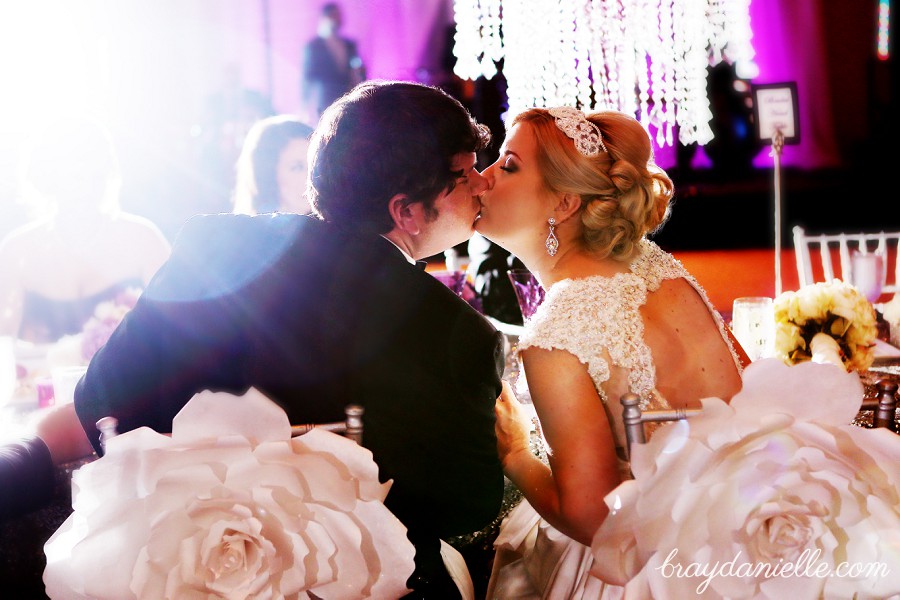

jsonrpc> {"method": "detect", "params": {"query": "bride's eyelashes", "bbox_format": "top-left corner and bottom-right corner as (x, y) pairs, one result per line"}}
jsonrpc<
(499, 157), (518, 173)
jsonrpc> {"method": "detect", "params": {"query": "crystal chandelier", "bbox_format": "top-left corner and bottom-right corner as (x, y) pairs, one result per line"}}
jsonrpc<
(452, 0), (755, 147)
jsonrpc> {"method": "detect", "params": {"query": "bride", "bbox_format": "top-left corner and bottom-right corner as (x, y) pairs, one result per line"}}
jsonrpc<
(476, 106), (748, 597)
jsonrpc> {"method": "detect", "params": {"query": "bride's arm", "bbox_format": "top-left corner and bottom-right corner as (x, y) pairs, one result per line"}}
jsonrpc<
(497, 346), (622, 546)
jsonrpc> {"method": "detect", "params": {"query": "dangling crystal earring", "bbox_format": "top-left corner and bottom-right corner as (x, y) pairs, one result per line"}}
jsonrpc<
(545, 217), (559, 256)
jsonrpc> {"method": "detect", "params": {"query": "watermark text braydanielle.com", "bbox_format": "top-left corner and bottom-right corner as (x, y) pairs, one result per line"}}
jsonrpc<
(656, 548), (891, 594)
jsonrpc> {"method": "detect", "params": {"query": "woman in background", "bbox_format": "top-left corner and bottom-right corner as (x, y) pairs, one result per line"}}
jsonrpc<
(232, 114), (315, 215)
(0, 115), (170, 343)
(477, 106), (747, 597)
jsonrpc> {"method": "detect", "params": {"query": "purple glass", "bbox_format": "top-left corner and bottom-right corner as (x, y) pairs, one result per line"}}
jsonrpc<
(508, 269), (546, 320)
(431, 270), (468, 296)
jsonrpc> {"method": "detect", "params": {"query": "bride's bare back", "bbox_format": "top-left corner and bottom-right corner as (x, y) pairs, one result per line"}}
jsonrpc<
(640, 276), (744, 409)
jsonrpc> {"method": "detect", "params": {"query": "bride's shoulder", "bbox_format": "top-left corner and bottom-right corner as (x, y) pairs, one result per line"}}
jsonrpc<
(630, 239), (688, 286)
(524, 276), (630, 338)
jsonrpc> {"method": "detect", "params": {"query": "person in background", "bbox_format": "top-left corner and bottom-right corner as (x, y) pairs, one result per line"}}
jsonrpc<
(232, 115), (315, 215)
(0, 115), (171, 343)
(8, 81), (504, 599)
(300, 2), (365, 123)
(476, 107), (748, 597)
(194, 63), (276, 214)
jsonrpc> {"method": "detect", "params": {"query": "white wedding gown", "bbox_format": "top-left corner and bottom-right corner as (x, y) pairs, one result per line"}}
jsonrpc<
(486, 240), (743, 599)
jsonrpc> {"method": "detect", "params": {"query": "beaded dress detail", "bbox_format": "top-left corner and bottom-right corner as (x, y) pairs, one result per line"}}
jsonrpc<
(519, 238), (741, 410)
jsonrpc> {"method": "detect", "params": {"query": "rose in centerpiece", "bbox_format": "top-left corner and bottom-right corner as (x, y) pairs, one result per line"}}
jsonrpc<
(79, 287), (141, 362)
(590, 359), (900, 599)
(773, 279), (877, 372)
(43, 388), (416, 599)
(46, 287), (142, 369)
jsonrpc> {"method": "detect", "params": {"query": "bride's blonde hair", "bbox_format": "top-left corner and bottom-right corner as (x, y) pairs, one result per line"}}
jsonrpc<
(511, 108), (673, 261)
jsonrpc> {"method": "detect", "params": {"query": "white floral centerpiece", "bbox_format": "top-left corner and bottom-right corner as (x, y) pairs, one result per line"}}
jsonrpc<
(883, 293), (900, 347)
(773, 279), (877, 372)
(43, 388), (416, 599)
(590, 359), (900, 599)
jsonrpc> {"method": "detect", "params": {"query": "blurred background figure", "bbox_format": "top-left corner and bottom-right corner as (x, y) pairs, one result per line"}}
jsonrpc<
(0, 115), (171, 343)
(195, 62), (276, 215)
(300, 2), (366, 123)
(232, 115), (315, 215)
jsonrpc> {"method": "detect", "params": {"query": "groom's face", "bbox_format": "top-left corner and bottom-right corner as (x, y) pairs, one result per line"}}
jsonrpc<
(416, 151), (488, 255)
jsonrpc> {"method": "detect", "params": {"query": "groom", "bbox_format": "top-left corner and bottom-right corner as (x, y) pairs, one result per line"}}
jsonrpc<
(14, 81), (505, 598)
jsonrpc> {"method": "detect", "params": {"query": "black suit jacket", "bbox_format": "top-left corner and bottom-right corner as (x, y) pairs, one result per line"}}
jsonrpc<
(75, 214), (505, 595)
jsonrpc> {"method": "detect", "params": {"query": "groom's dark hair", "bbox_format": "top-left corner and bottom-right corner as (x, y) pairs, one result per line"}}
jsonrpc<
(308, 80), (491, 234)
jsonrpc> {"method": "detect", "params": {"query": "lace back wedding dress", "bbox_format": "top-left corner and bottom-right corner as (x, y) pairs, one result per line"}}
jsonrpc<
(486, 240), (742, 599)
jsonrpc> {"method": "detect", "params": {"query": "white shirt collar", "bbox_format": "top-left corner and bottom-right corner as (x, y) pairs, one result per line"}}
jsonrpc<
(379, 235), (416, 265)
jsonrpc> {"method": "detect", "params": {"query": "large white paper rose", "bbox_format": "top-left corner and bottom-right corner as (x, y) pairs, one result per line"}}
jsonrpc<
(591, 359), (900, 599)
(44, 389), (416, 599)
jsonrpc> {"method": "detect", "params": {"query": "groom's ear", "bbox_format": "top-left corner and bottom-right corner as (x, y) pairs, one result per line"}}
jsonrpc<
(387, 194), (422, 236)
(554, 192), (582, 224)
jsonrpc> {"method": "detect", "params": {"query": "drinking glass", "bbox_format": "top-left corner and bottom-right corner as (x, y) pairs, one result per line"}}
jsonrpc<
(849, 251), (885, 303)
(51, 365), (88, 406)
(431, 270), (468, 296)
(731, 297), (775, 361)
(0, 336), (15, 407)
(507, 269), (546, 321)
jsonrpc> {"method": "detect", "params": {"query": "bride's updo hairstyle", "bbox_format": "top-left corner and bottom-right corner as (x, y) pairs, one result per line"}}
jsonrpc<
(512, 108), (673, 261)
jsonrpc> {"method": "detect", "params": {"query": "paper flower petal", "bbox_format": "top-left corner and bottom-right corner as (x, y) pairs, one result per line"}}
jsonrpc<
(44, 389), (415, 599)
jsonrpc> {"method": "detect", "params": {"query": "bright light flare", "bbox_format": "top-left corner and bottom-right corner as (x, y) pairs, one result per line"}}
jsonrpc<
(0, 1), (112, 135)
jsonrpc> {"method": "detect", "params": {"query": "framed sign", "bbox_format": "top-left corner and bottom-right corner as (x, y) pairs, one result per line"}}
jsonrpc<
(751, 82), (800, 144)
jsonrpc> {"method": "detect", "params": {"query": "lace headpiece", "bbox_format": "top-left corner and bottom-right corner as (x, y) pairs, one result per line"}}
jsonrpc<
(548, 107), (607, 156)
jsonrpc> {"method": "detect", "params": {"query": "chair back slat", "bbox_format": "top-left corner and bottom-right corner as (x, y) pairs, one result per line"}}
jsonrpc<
(820, 241), (835, 281)
(794, 226), (813, 287)
(792, 226), (900, 295)
(837, 236), (853, 282)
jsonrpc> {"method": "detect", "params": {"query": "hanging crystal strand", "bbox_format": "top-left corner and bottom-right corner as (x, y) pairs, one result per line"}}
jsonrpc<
(674, 0), (694, 143)
(634, 0), (654, 131)
(679, 0), (715, 144)
(526, 0), (545, 110)
(573, 1), (593, 109)
(554, 0), (580, 107)
(706, 0), (727, 65)
(455, 0), (754, 147)
(606, 0), (626, 112)
(617, 0), (639, 119)
(653, 0), (673, 147)
(539, 0), (558, 108)
(479, 0), (502, 80)
(502, 0), (535, 119)
(501, 0), (522, 117)
(723, 0), (756, 75)
(545, 1), (563, 106)
(452, 0), (486, 80)
(586, 0), (608, 110)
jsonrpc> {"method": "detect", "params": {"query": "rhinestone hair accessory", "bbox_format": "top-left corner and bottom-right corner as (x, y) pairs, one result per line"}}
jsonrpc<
(548, 107), (607, 156)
